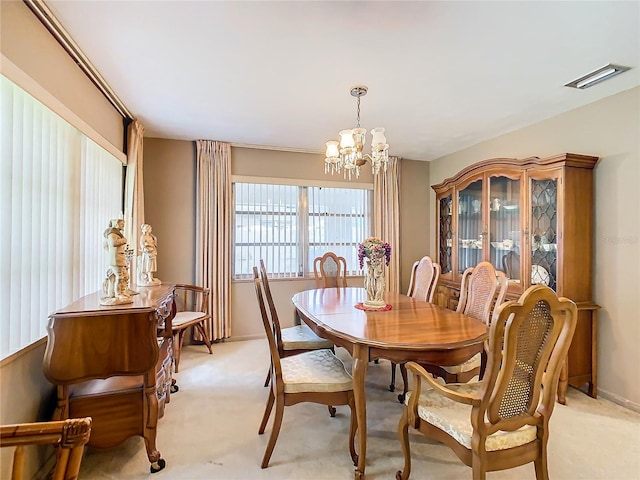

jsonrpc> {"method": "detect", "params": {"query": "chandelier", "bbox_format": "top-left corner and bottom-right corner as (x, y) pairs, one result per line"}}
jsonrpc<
(324, 85), (389, 180)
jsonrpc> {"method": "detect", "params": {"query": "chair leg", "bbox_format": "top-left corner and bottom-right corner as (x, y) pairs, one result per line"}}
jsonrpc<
(174, 330), (187, 373)
(194, 323), (213, 354)
(472, 452), (486, 480)
(263, 368), (271, 387)
(261, 393), (285, 469)
(534, 437), (550, 480)
(389, 362), (397, 392)
(395, 408), (411, 480)
(398, 363), (409, 403)
(258, 388), (275, 435)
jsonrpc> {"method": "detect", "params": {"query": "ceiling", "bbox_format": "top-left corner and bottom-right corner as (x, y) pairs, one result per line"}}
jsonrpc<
(46, 1), (639, 161)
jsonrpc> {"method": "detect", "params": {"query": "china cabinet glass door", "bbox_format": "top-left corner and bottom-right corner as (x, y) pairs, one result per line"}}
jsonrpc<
(488, 174), (522, 287)
(529, 177), (558, 290)
(438, 193), (453, 276)
(457, 179), (483, 276)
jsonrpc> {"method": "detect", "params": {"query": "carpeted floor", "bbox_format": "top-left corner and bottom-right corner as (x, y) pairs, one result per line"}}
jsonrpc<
(79, 339), (640, 480)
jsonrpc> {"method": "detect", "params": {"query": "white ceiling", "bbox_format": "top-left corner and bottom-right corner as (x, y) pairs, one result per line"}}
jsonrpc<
(47, 1), (639, 161)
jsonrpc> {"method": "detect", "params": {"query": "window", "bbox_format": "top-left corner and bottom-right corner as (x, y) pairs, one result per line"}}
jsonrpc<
(233, 181), (372, 279)
(0, 75), (123, 360)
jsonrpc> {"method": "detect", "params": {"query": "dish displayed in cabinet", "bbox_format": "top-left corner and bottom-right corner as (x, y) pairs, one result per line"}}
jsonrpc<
(460, 239), (482, 248)
(532, 243), (557, 252)
(531, 265), (551, 286)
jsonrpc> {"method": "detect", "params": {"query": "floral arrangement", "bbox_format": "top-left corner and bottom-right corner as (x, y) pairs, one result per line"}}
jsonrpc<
(358, 237), (391, 269)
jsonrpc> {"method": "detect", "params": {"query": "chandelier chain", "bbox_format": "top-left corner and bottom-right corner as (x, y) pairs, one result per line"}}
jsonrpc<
(356, 96), (361, 128)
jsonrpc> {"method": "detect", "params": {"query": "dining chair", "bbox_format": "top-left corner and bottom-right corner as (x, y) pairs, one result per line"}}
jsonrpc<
(1, 417), (92, 480)
(253, 267), (357, 469)
(397, 261), (507, 403)
(396, 285), (577, 480)
(313, 252), (348, 288)
(171, 284), (214, 373)
(258, 259), (334, 388)
(389, 256), (441, 393)
(502, 250), (521, 281)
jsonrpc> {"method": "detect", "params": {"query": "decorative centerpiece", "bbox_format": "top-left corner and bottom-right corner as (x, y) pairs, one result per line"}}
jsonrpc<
(358, 237), (391, 309)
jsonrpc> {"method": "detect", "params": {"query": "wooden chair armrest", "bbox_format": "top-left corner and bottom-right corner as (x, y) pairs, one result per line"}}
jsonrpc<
(175, 284), (210, 294)
(406, 361), (480, 406)
(1, 417), (92, 448)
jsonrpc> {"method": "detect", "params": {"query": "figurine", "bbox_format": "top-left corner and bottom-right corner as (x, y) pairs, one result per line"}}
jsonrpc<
(100, 219), (133, 305)
(138, 223), (161, 286)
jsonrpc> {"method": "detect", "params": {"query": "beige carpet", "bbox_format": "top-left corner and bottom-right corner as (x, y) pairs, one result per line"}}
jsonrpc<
(79, 339), (640, 480)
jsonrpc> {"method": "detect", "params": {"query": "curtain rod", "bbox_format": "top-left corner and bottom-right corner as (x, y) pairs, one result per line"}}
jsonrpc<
(23, 0), (133, 120)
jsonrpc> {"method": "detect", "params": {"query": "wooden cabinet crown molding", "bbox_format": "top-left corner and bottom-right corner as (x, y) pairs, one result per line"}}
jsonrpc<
(432, 153), (598, 194)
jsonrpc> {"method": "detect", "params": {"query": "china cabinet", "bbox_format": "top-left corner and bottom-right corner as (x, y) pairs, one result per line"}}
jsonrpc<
(432, 153), (599, 402)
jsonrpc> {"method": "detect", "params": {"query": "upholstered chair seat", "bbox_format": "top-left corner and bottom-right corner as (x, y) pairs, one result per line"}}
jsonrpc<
(281, 324), (334, 351)
(281, 349), (353, 394)
(405, 383), (537, 452)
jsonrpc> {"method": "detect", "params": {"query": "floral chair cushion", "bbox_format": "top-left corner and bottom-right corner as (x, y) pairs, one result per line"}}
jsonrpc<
(281, 324), (334, 350)
(282, 349), (353, 394)
(405, 382), (537, 451)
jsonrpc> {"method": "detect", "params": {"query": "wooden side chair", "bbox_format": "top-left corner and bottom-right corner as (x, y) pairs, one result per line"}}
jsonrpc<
(502, 250), (521, 281)
(253, 267), (357, 469)
(397, 261), (507, 403)
(389, 256), (441, 393)
(259, 259), (334, 388)
(396, 285), (577, 480)
(1, 417), (92, 480)
(313, 252), (348, 288)
(171, 284), (213, 372)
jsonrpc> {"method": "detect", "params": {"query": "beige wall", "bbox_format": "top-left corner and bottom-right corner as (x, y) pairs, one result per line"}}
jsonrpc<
(143, 142), (430, 338)
(428, 87), (640, 410)
(399, 159), (431, 293)
(144, 138), (197, 285)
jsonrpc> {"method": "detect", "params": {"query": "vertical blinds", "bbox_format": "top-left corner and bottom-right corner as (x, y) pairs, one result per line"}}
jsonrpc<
(0, 75), (123, 359)
(233, 182), (371, 278)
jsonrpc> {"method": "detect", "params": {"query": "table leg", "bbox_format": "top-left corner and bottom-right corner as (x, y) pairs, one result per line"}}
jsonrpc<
(352, 344), (369, 480)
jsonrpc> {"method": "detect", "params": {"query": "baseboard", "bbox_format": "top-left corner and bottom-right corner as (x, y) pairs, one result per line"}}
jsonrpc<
(597, 388), (640, 413)
(222, 334), (264, 342)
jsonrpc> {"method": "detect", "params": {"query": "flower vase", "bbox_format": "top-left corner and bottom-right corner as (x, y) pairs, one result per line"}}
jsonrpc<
(363, 257), (386, 308)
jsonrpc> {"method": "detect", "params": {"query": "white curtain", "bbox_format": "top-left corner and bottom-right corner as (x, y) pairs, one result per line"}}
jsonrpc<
(124, 120), (145, 278)
(373, 156), (401, 293)
(195, 140), (232, 341)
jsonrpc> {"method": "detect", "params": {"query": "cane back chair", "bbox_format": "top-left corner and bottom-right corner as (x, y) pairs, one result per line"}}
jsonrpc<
(396, 285), (577, 480)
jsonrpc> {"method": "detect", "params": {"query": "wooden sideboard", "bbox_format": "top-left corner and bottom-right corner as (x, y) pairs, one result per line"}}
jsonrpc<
(43, 284), (176, 473)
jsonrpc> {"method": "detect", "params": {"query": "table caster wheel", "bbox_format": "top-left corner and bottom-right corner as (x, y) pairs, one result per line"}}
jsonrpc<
(150, 458), (166, 473)
(170, 384), (179, 393)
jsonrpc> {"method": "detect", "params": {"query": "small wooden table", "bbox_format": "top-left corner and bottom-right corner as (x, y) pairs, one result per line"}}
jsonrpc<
(292, 287), (488, 480)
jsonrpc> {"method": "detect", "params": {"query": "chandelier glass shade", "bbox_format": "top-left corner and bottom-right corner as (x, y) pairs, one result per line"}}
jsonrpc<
(324, 86), (389, 180)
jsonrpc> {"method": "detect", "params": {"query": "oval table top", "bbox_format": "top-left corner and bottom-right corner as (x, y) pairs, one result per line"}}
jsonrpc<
(292, 287), (488, 352)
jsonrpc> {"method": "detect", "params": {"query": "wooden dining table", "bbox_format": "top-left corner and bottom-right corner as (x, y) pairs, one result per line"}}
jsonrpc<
(292, 287), (488, 480)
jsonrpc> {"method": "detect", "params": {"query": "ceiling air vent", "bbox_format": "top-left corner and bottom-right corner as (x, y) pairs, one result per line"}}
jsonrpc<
(565, 63), (631, 89)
